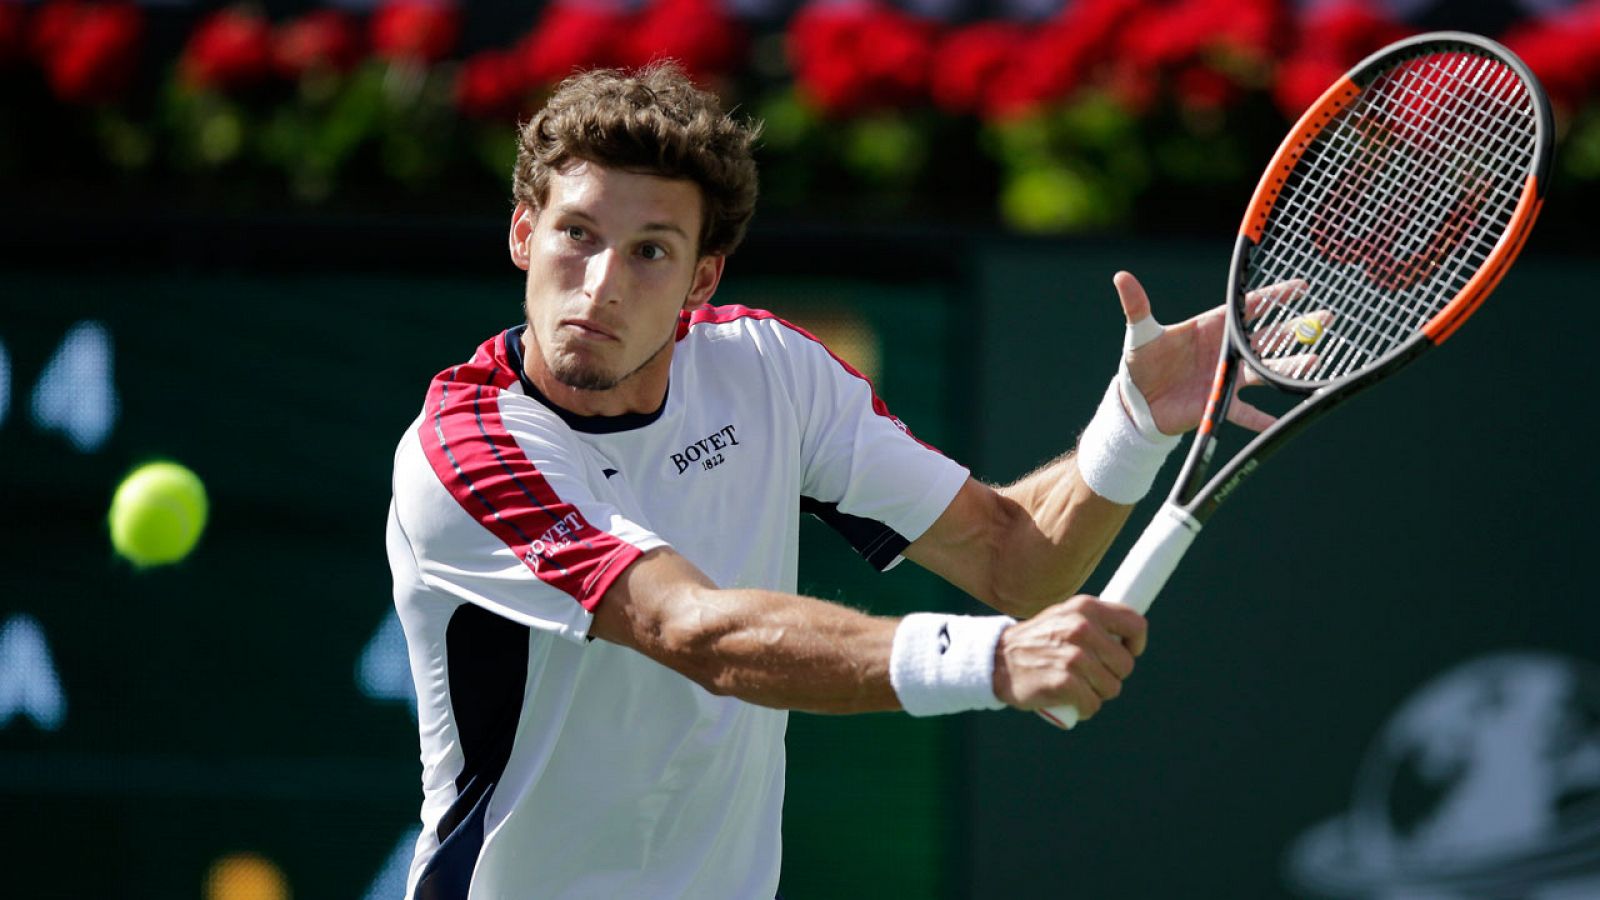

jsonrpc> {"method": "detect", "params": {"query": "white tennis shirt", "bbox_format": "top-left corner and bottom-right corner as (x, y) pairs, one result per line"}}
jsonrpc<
(387, 305), (968, 899)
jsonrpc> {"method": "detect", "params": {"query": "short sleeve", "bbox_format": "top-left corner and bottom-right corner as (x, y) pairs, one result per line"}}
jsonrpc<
(777, 320), (969, 570)
(391, 385), (667, 641)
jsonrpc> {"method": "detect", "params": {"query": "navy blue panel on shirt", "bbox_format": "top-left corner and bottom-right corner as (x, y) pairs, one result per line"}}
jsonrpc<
(416, 603), (531, 897)
(415, 782), (493, 900)
(800, 497), (909, 571)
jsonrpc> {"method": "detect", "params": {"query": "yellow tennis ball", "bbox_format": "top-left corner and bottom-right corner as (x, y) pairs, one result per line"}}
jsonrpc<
(1294, 317), (1324, 345)
(108, 462), (208, 567)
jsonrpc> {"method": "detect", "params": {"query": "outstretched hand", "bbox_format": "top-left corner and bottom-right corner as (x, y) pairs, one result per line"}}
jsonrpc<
(1113, 271), (1283, 435)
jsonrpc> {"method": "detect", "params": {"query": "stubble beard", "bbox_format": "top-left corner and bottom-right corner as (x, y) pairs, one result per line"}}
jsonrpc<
(548, 327), (676, 393)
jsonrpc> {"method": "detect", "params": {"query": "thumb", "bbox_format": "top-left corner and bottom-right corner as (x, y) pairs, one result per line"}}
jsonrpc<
(1113, 271), (1153, 325)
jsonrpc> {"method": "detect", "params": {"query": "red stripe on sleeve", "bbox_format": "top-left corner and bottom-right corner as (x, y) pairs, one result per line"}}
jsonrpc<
(417, 333), (642, 611)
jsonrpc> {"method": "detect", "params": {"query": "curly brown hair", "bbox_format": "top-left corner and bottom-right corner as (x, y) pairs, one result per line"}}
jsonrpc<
(512, 63), (761, 257)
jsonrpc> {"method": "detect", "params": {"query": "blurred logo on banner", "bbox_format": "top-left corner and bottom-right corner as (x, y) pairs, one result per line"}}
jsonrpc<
(1287, 652), (1600, 898)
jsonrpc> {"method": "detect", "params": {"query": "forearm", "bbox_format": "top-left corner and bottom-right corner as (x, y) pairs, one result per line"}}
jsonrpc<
(593, 547), (1147, 721)
(909, 362), (1177, 618)
(660, 586), (900, 713)
(991, 452), (1134, 617)
(903, 459), (1134, 621)
(593, 549), (900, 713)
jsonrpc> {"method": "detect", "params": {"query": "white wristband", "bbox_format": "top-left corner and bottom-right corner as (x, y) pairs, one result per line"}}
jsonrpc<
(1077, 316), (1182, 503)
(889, 613), (1014, 717)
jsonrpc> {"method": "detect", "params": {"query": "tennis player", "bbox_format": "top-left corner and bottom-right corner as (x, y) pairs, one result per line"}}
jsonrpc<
(386, 63), (1266, 899)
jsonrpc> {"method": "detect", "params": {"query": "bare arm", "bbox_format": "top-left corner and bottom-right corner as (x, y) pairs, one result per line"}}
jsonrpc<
(903, 462), (1133, 620)
(902, 277), (1151, 618)
(589, 545), (1146, 718)
(906, 271), (1278, 619)
(590, 546), (898, 714)
(589, 271), (1266, 716)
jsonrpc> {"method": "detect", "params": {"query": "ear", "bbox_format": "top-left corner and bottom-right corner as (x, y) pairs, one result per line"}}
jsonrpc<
(683, 254), (725, 312)
(509, 202), (536, 271)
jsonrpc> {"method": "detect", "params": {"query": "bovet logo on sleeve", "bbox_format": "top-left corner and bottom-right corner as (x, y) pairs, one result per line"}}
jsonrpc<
(669, 424), (740, 475)
(520, 511), (587, 569)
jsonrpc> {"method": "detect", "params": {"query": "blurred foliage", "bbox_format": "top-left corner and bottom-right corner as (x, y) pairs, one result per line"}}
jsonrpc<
(3, 0), (1598, 233)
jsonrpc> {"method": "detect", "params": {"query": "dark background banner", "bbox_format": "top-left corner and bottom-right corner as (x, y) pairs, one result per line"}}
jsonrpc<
(1, 219), (1593, 897)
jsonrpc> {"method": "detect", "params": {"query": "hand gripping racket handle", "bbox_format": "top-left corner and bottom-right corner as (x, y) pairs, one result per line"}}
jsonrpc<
(1036, 503), (1202, 730)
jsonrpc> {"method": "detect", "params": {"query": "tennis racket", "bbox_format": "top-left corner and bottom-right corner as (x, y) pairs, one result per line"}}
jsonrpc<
(1039, 31), (1553, 730)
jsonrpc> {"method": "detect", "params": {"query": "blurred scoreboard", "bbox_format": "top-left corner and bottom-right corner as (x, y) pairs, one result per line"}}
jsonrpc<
(0, 270), (504, 898)
(0, 259), (967, 898)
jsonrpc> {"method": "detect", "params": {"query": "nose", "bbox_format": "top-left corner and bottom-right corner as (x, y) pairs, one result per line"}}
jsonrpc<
(583, 248), (624, 305)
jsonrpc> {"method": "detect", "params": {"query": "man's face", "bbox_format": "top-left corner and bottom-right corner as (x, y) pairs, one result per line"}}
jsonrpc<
(511, 162), (722, 398)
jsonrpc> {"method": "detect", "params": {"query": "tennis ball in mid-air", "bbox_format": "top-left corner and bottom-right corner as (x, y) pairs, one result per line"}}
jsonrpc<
(108, 462), (208, 567)
(1294, 317), (1324, 345)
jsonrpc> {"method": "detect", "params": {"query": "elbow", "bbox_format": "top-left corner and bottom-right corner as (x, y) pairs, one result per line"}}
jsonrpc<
(652, 598), (742, 696)
(981, 500), (1041, 617)
(982, 496), (1085, 618)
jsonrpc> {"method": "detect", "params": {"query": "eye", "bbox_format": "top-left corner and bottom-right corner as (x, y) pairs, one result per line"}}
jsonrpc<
(638, 242), (668, 261)
(564, 225), (587, 241)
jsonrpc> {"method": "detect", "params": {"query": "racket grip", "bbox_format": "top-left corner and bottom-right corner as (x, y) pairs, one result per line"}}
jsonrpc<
(1037, 503), (1201, 730)
(1099, 503), (1201, 614)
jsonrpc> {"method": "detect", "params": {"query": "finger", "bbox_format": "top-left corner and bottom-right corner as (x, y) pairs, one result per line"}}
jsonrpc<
(1065, 614), (1138, 682)
(1071, 654), (1125, 703)
(1065, 679), (1103, 720)
(1095, 638), (1138, 682)
(1259, 352), (1319, 382)
(1113, 270), (1152, 325)
(1036, 601), (1134, 708)
(1249, 309), (1335, 357)
(1243, 279), (1309, 321)
(1085, 599), (1149, 651)
(1123, 620), (1148, 657)
(1225, 397), (1277, 432)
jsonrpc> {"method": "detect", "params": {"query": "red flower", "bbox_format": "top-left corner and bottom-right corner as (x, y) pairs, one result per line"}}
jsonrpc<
(455, 49), (525, 119)
(180, 7), (273, 92)
(1503, 1), (1600, 111)
(981, 0), (1141, 119)
(930, 21), (1027, 117)
(1120, 2), (1211, 70)
(1295, 0), (1411, 64)
(29, 0), (79, 62)
(1121, 0), (1282, 68)
(620, 0), (745, 83)
(1213, 0), (1282, 60)
(371, 0), (458, 65)
(1173, 62), (1237, 111)
(1272, 53), (1345, 119)
(787, 1), (934, 116)
(31, 1), (142, 104)
(518, 1), (629, 87)
(1272, 0), (1413, 119)
(273, 9), (361, 80)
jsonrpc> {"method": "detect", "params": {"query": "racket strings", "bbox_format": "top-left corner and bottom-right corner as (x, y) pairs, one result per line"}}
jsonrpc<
(1261, 56), (1521, 374)
(1253, 53), (1526, 377)
(1242, 46), (1536, 385)
(1324, 58), (1523, 363)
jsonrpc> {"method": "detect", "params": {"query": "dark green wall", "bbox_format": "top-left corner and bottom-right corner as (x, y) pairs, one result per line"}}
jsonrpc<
(1, 225), (1593, 898)
(961, 242), (1600, 898)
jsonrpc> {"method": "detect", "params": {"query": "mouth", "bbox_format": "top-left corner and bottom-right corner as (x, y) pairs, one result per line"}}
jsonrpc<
(560, 318), (619, 341)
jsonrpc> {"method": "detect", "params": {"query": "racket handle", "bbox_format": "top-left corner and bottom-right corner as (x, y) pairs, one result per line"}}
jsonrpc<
(1037, 503), (1201, 730)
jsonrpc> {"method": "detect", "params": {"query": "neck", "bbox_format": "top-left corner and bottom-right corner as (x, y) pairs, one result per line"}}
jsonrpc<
(520, 328), (672, 418)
